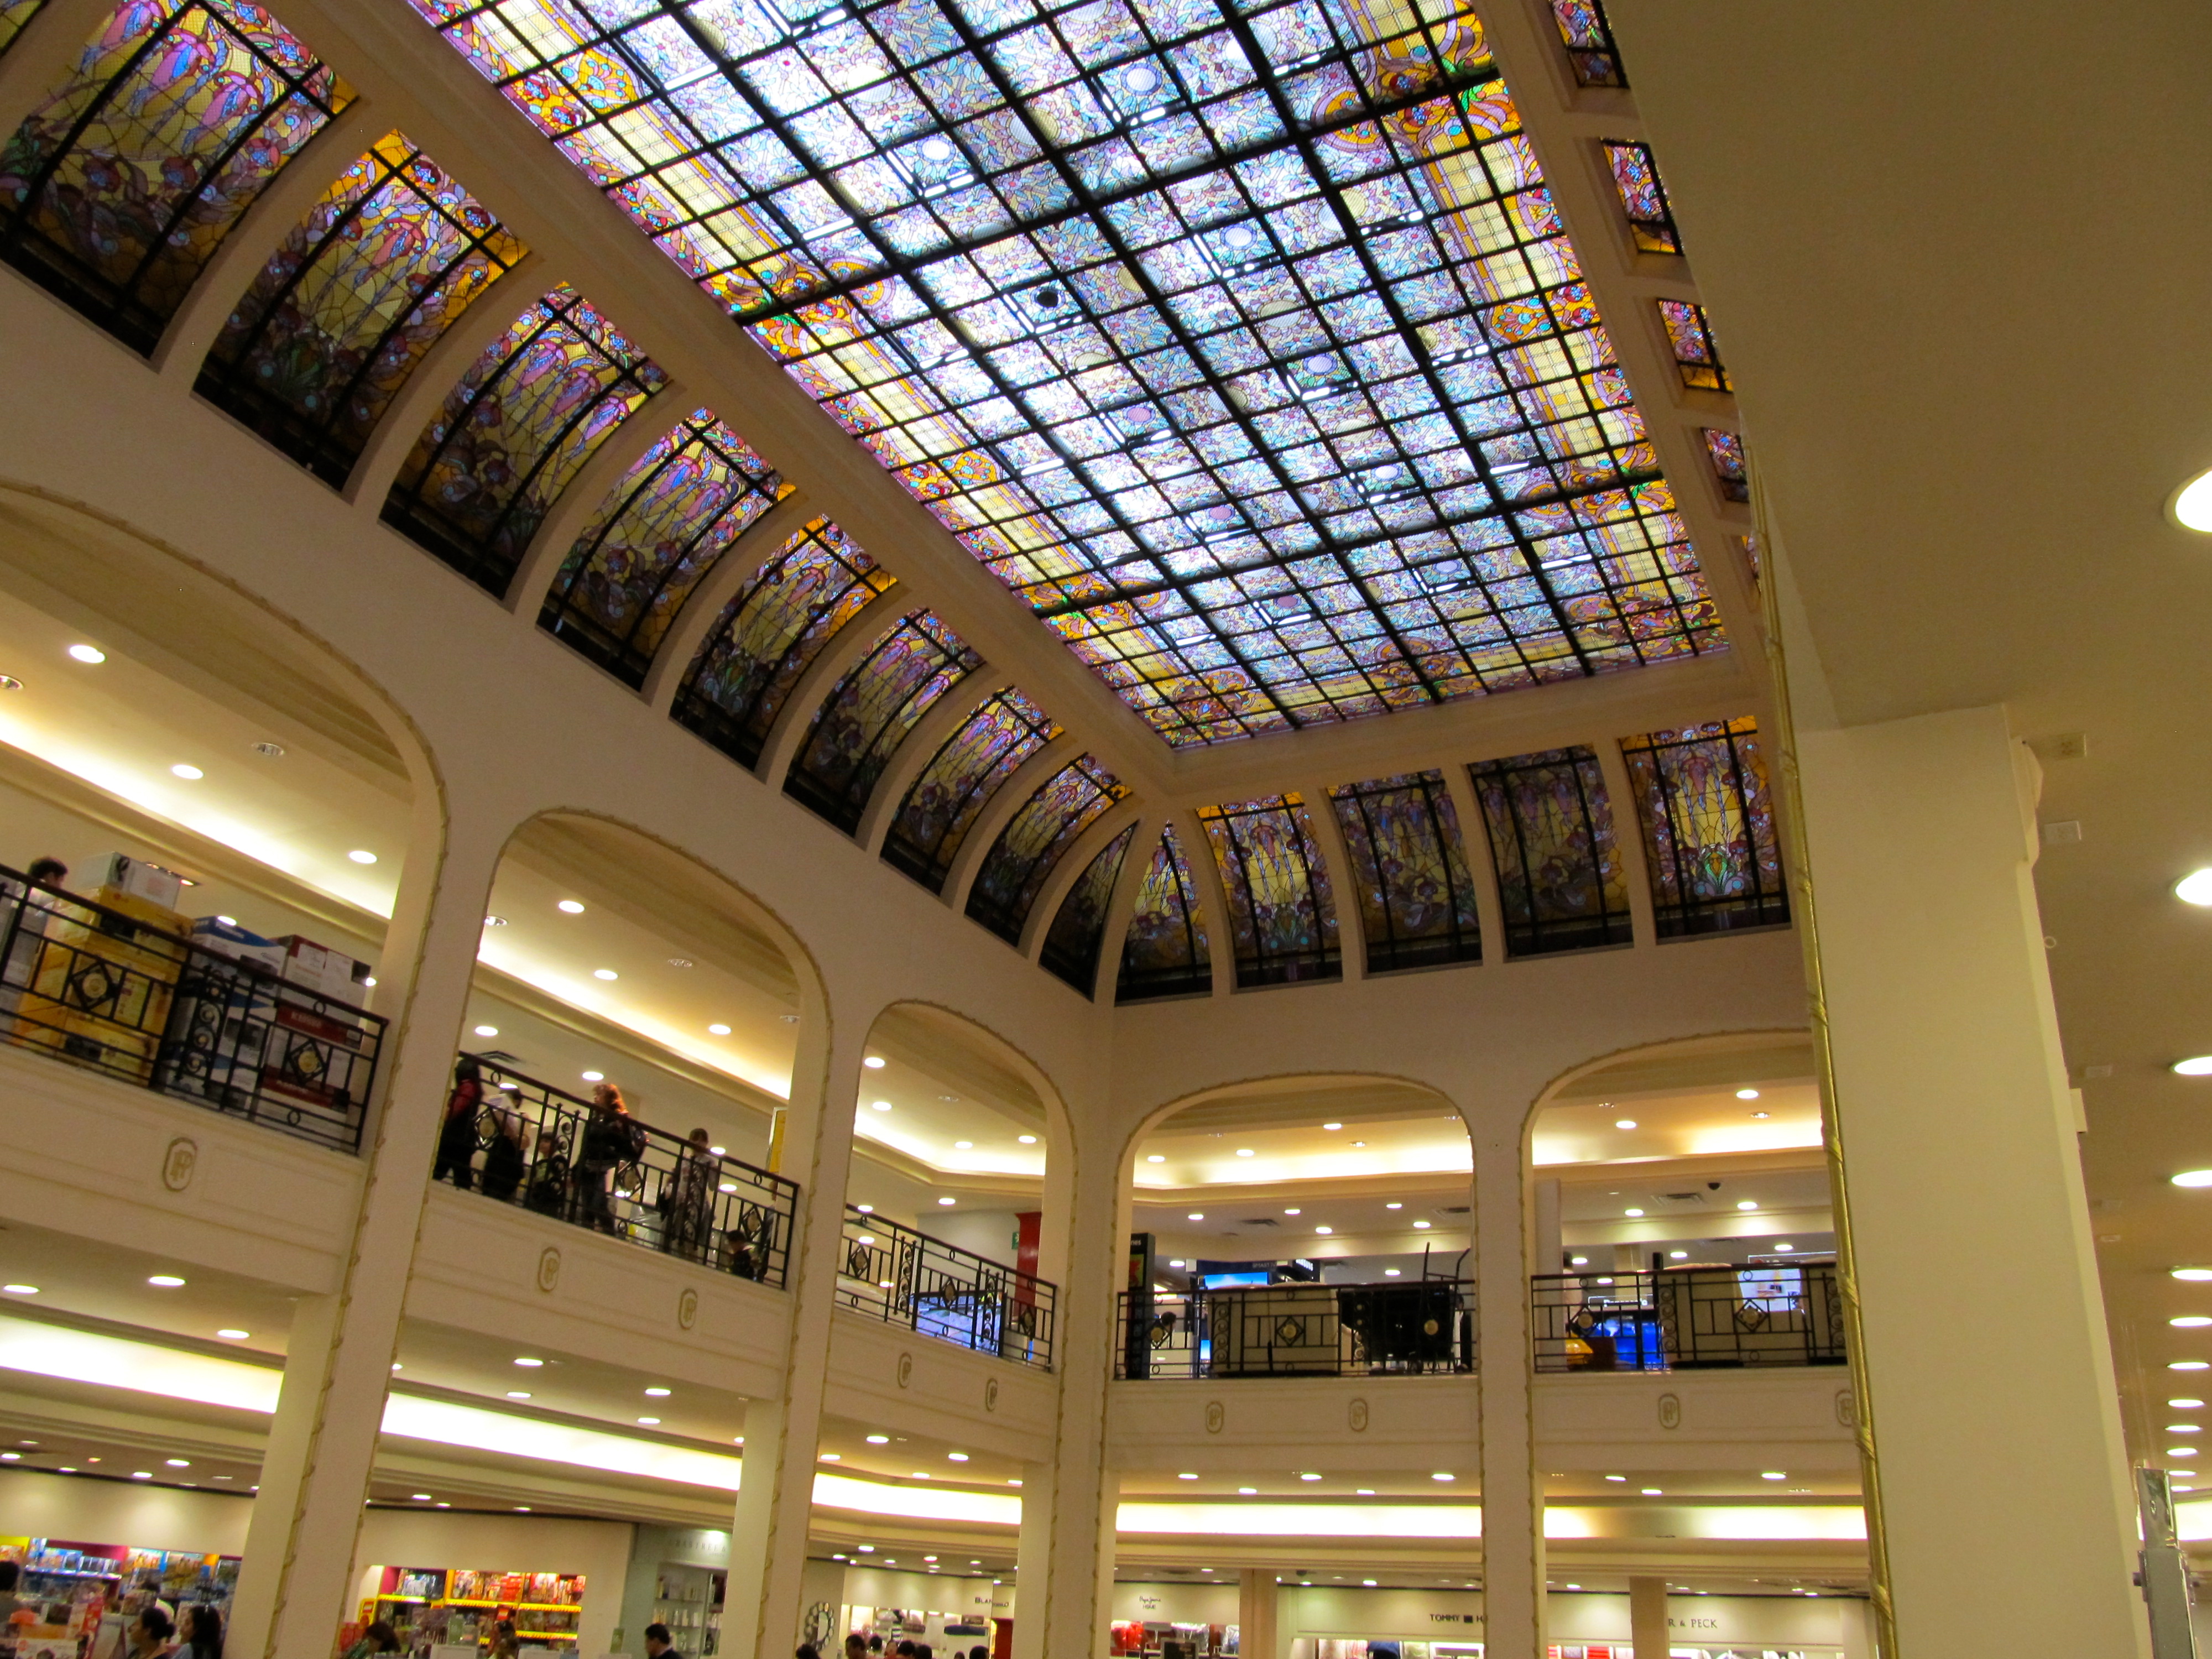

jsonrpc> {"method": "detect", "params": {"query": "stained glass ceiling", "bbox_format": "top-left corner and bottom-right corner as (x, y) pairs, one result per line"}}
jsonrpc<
(416, 0), (1725, 745)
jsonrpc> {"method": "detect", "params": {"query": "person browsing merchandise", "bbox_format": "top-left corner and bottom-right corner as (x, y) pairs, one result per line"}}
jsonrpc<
(644, 1623), (683, 1659)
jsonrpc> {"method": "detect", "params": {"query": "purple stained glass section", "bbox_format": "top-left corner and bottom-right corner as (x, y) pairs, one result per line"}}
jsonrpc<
(387, 284), (669, 594)
(786, 609), (982, 832)
(1198, 793), (1339, 987)
(410, 0), (1724, 748)
(1468, 745), (1631, 957)
(543, 407), (787, 684)
(1040, 821), (1136, 995)
(1659, 299), (1730, 393)
(1620, 716), (1788, 937)
(197, 129), (525, 485)
(672, 513), (895, 766)
(966, 754), (1129, 944)
(0, 0), (351, 353)
(1328, 771), (1481, 972)
(1703, 428), (1748, 503)
(883, 686), (1061, 894)
(1118, 822), (1211, 1002)
(1550, 0), (1626, 86)
(1601, 139), (1678, 255)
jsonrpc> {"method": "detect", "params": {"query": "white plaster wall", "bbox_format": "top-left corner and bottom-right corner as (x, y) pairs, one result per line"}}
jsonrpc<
(0, 1468), (251, 1553)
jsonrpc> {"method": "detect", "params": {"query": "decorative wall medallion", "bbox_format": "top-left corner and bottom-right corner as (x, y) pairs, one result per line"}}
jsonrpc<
(897, 1352), (914, 1389)
(677, 1288), (698, 1331)
(161, 1137), (197, 1192)
(1348, 1397), (1369, 1433)
(1204, 1400), (1224, 1434)
(985, 1377), (1000, 1413)
(1657, 1391), (1682, 1430)
(1836, 1389), (1856, 1429)
(536, 1246), (561, 1293)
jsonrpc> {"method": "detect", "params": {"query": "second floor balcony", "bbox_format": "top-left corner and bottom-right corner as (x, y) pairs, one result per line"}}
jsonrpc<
(839, 1207), (1057, 1371)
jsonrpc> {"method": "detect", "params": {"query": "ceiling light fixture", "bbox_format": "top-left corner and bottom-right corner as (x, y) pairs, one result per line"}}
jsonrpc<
(171, 764), (203, 780)
(505, 1391), (531, 1400)
(2173, 1361), (2211, 1370)
(1385, 1202), (1402, 1211)
(1235, 1148), (1255, 1157)
(938, 1197), (957, 1206)
(592, 968), (618, 980)
(1, 1285), (36, 1296)
(2174, 1060), (2212, 1078)
(513, 1357), (544, 1367)
(473, 1025), (498, 1037)
(1624, 1208), (1645, 1218)
(1188, 1212), (1204, 1220)
(582, 1071), (604, 1082)
(1735, 1088), (1760, 1099)
(1284, 1208), (1301, 1216)
(148, 1275), (185, 1287)
(2173, 1317), (2212, 1329)
(347, 850), (377, 865)
(557, 899), (585, 913)
(2175, 1171), (2212, 1187)
(67, 644), (106, 664)
(1614, 1119), (1637, 1130)
(1018, 1134), (1038, 1145)
(1413, 1219), (1431, 1230)
(864, 1056), (886, 1069)
(216, 1329), (249, 1340)
(870, 1100), (893, 1112)
(2172, 467), (2212, 532)
(1145, 1153), (1165, 1162)
(1314, 1225), (1333, 1235)
(1432, 1473), (1454, 1482)
(1737, 1200), (1759, 1211)
(1323, 1123), (1342, 1131)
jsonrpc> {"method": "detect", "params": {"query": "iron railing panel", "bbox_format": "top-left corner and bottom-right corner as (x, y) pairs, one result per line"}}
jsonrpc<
(1530, 1264), (1846, 1372)
(1114, 1281), (1476, 1380)
(838, 1208), (1056, 1371)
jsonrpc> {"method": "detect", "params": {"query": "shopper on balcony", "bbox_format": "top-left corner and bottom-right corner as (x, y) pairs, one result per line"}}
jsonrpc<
(661, 1127), (717, 1261)
(481, 1104), (527, 1202)
(576, 1081), (644, 1235)
(435, 1057), (485, 1191)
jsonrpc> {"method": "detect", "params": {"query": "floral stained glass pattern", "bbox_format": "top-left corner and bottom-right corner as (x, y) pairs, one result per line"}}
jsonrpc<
(1328, 771), (1481, 973)
(385, 284), (669, 594)
(1600, 140), (1678, 256)
(1468, 745), (1630, 957)
(1118, 823), (1211, 1003)
(1658, 299), (1730, 394)
(543, 407), (788, 683)
(1040, 822), (1136, 995)
(966, 754), (1129, 944)
(1703, 429), (1747, 503)
(672, 514), (894, 767)
(882, 687), (1061, 894)
(785, 610), (980, 832)
(197, 129), (524, 485)
(413, 0), (1724, 748)
(1550, 0), (1627, 87)
(0, 0), (351, 353)
(1620, 717), (1788, 938)
(1199, 794), (1339, 988)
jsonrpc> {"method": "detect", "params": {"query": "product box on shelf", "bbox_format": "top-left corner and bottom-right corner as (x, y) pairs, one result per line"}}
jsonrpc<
(87, 853), (185, 912)
(268, 935), (372, 1006)
(11, 877), (191, 1084)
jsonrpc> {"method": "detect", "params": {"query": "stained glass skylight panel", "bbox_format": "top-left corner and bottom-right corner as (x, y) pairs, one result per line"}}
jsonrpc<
(1118, 823), (1210, 1001)
(197, 131), (525, 485)
(1467, 744), (1629, 956)
(1658, 299), (1729, 394)
(785, 608), (980, 830)
(1198, 792), (1338, 987)
(672, 513), (895, 764)
(1548, 0), (1625, 88)
(1702, 427), (1746, 503)
(965, 752), (1128, 943)
(1619, 716), (1787, 937)
(542, 407), (789, 682)
(1040, 821), (1135, 994)
(386, 285), (670, 594)
(0, 0), (351, 353)
(1600, 139), (1678, 256)
(1328, 771), (1481, 973)
(882, 686), (1062, 893)
(0, 0), (48, 54)
(415, 0), (1725, 747)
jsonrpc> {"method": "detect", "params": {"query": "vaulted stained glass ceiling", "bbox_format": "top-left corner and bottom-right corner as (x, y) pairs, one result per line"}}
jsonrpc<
(415, 0), (1725, 745)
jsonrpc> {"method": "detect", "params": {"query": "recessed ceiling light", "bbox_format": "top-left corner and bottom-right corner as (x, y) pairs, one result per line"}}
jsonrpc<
(506, 1391), (531, 1400)
(1238, 1486), (1256, 1495)
(1385, 1202), (1402, 1210)
(856, 1204), (874, 1213)
(954, 1140), (973, 1150)
(1669, 1250), (1688, 1260)
(0, 675), (20, 691)
(1168, 1259), (1186, 1267)
(1383, 1268), (1401, 1277)
(513, 1356), (544, 1367)
(410, 1493), (432, 1501)
(582, 1070), (604, 1082)
(1775, 1241), (1796, 1252)
(1146, 1153), (1165, 1162)
(2176, 1059), (2212, 1077)
(1604, 1474), (1625, 1481)
(1413, 1219), (1431, 1229)
(1751, 1110), (1770, 1119)
(1314, 1225), (1333, 1235)
(2173, 1361), (2211, 1370)
(1735, 1088), (1760, 1099)
(67, 644), (106, 664)
(1571, 1256), (1589, 1266)
(592, 968), (618, 980)
(473, 1025), (498, 1037)
(1350, 1140), (1366, 1147)
(1188, 1212), (1204, 1220)
(2176, 1170), (2212, 1186)
(1178, 1473), (1198, 1480)
(638, 1417), (661, 1425)
(347, 849), (377, 865)
(2167, 1425), (2202, 1434)
(1, 1285), (37, 1296)
(1641, 1488), (1663, 1496)
(1323, 1123), (1342, 1131)
(129, 1472), (152, 1480)
(864, 1056), (886, 1068)
(645, 1386), (671, 1396)
(1737, 1199), (1759, 1211)
(938, 1197), (956, 1206)
(870, 1100), (893, 1112)
(1431, 1472), (1454, 1482)
(148, 1275), (185, 1287)
(165, 1458), (190, 1468)
(707, 1023), (732, 1036)
(484, 915), (507, 927)
(2173, 1317), (2212, 1329)
(216, 1329), (249, 1340)
(171, 764), (204, 780)
(557, 899), (585, 913)
(1018, 1134), (1038, 1145)
(1761, 1472), (1786, 1480)
(1624, 1208), (1645, 1218)
(1284, 1208), (1301, 1216)
(1235, 1148), (1255, 1157)
(1614, 1119), (1637, 1130)
(2173, 468), (2212, 531)
(948, 1452), (969, 1462)
(1300, 1473), (1322, 1482)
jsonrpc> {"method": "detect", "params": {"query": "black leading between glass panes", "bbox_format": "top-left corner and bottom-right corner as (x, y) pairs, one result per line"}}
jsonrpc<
(784, 610), (982, 832)
(1327, 770), (1482, 973)
(1117, 824), (1212, 1003)
(1039, 822), (1135, 994)
(1619, 717), (1790, 938)
(1468, 745), (1632, 957)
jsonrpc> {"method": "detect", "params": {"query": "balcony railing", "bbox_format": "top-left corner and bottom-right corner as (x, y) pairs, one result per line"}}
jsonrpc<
(1115, 1280), (1477, 1380)
(837, 1208), (1056, 1370)
(0, 865), (382, 1152)
(1531, 1263), (1847, 1372)
(452, 1056), (799, 1288)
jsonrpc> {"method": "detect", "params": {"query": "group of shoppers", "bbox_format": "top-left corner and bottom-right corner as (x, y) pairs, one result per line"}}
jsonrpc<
(433, 1062), (765, 1278)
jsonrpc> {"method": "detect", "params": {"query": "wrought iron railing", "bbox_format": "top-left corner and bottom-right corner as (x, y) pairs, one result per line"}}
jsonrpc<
(1115, 1280), (1476, 1379)
(452, 1055), (799, 1288)
(1531, 1263), (1846, 1372)
(0, 865), (381, 1152)
(837, 1208), (1056, 1370)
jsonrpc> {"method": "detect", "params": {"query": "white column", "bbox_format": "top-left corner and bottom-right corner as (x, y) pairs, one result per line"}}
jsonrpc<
(1472, 1132), (1540, 1659)
(228, 788), (510, 1659)
(1794, 704), (2145, 1657)
(722, 978), (863, 1659)
(1237, 1568), (1278, 1659)
(1627, 1577), (1666, 1659)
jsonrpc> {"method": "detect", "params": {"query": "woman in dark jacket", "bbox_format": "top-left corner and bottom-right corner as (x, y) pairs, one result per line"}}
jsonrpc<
(434, 1057), (485, 1190)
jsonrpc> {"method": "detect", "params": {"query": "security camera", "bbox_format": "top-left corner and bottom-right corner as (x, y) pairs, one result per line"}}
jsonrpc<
(1707, 1181), (1722, 1191)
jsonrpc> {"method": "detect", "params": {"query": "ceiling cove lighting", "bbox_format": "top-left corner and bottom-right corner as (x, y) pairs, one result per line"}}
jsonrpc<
(2175, 1060), (2212, 1078)
(2174, 468), (2212, 533)
(2177, 870), (2212, 907)
(2174, 1171), (2212, 1187)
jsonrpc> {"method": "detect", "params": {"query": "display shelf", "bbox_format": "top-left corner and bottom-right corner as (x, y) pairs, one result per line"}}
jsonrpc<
(375, 1595), (581, 1611)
